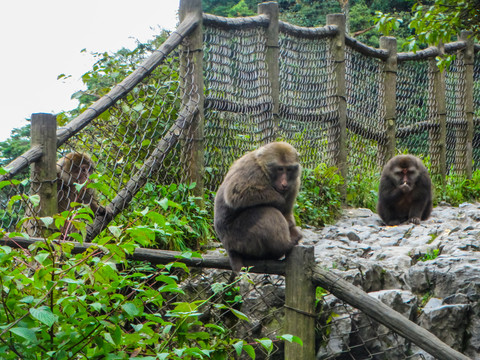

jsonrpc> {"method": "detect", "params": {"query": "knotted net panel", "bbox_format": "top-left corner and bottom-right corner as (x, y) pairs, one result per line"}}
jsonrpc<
(345, 47), (385, 176)
(445, 51), (467, 175)
(278, 33), (337, 170)
(396, 60), (435, 164)
(473, 50), (480, 171)
(203, 25), (272, 190)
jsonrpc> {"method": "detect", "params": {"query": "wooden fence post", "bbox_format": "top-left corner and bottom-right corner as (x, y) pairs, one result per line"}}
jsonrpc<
(429, 43), (447, 181)
(326, 14), (347, 199)
(26, 113), (57, 235)
(284, 245), (316, 359)
(378, 36), (397, 166)
(460, 31), (474, 179)
(258, 1), (280, 144)
(179, 0), (205, 205)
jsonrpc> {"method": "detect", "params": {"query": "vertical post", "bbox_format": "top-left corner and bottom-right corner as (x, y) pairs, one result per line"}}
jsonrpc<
(284, 246), (316, 359)
(460, 31), (474, 179)
(179, 0), (205, 206)
(429, 43), (447, 181)
(327, 14), (347, 199)
(27, 113), (58, 235)
(378, 36), (397, 166)
(258, 2), (279, 144)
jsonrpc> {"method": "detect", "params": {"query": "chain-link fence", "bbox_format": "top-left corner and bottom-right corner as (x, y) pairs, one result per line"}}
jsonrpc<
(0, 1), (478, 359)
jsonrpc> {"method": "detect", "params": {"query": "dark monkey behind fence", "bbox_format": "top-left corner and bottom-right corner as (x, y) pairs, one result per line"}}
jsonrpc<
(377, 154), (432, 225)
(214, 142), (303, 272)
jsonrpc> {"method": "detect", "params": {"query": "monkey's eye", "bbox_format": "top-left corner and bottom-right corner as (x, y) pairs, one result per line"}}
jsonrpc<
(277, 166), (285, 173)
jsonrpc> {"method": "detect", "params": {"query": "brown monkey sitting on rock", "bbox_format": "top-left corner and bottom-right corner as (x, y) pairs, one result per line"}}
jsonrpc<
(214, 142), (303, 272)
(57, 152), (106, 216)
(377, 154), (432, 226)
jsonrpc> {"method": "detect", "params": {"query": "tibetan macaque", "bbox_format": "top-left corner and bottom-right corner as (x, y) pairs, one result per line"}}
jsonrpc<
(214, 142), (303, 272)
(57, 152), (105, 216)
(377, 154), (432, 226)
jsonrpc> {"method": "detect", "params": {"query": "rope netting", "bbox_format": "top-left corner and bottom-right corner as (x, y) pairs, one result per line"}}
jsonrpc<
(278, 32), (337, 170)
(473, 50), (480, 171)
(203, 25), (273, 190)
(345, 47), (385, 175)
(395, 60), (436, 161)
(445, 51), (468, 175)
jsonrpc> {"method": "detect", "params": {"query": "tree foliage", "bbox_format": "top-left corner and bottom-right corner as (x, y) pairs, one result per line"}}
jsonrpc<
(376, 0), (480, 51)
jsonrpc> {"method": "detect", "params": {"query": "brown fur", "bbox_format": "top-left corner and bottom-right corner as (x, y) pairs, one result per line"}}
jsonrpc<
(377, 154), (432, 225)
(57, 152), (105, 216)
(214, 142), (303, 272)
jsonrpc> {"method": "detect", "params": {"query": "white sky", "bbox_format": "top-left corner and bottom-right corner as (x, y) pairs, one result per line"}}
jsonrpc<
(0, 0), (180, 142)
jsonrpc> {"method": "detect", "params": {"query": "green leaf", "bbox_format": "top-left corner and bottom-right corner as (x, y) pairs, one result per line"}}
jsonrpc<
(30, 306), (57, 327)
(278, 334), (303, 346)
(230, 308), (250, 322)
(233, 340), (244, 355)
(242, 344), (256, 359)
(122, 303), (141, 317)
(10, 327), (37, 343)
(255, 338), (273, 352)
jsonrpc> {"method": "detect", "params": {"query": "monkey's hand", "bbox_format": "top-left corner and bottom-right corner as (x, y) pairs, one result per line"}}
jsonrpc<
(409, 217), (421, 225)
(399, 183), (411, 193)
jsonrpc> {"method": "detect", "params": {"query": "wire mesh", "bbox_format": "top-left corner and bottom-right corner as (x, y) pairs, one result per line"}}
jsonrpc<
(316, 293), (426, 360)
(203, 25), (273, 191)
(278, 32), (337, 169)
(4, 39), (199, 237)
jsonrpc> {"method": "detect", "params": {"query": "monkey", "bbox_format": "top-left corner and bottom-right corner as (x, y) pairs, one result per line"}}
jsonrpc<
(377, 154), (432, 226)
(214, 142), (303, 272)
(56, 152), (106, 216)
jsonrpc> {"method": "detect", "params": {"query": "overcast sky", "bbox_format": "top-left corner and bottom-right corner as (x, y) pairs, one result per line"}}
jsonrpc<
(0, 0), (180, 142)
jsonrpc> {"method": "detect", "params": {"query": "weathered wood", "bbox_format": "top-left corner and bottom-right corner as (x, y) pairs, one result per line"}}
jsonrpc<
(279, 22), (338, 39)
(56, 14), (200, 148)
(398, 46), (440, 62)
(86, 101), (198, 241)
(429, 43), (447, 181)
(312, 266), (470, 360)
(203, 13), (269, 29)
(180, 0), (205, 207)
(326, 14), (347, 199)
(460, 31), (474, 179)
(258, 1), (279, 143)
(345, 34), (389, 60)
(284, 246), (316, 359)
(30, 114), (58, 218)
(378, 36), (397, 166)
(0, 236), (286, 275)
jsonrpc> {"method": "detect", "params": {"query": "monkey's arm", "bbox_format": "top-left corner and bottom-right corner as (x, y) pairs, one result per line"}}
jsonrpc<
(223, 167), (286, 210)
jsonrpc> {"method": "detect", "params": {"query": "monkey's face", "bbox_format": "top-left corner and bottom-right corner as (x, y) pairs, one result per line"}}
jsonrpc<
(70, 163), (92, 184)
(269, 164), (300, 194)
(393, 166), (418, 193)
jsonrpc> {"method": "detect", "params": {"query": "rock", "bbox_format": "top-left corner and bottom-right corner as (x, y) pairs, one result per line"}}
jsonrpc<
(306, 202), (480, 356)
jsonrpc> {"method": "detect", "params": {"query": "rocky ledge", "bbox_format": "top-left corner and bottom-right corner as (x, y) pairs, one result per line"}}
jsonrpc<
(303, 202), (480, 359)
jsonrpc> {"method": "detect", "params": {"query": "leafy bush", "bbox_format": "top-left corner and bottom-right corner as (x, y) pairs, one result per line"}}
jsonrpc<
(0, 174), (301, 359)
(296, 164), (343, 227)
(432, 169), (480, 206)
(120, 182), (214, 251)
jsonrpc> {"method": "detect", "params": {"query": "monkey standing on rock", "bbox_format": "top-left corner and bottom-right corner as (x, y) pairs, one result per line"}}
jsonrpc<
(377, 154), (432, 226)
(214, 142), (303, 272)
(57, 152), (105, 216)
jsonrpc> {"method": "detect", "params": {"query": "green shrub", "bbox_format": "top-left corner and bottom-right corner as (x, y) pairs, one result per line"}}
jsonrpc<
(296, 164), (343, 227)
